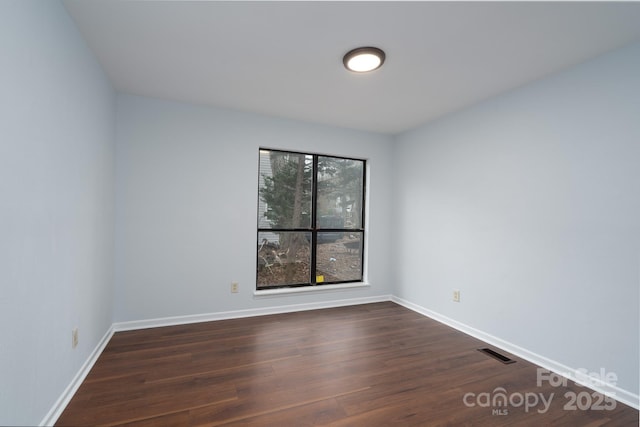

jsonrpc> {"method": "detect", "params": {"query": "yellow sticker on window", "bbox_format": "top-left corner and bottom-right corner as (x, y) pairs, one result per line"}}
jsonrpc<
(316, 275), (324, 283)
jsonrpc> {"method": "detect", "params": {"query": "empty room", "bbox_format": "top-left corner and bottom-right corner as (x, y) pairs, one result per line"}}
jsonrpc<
(1, 1), (639, 426)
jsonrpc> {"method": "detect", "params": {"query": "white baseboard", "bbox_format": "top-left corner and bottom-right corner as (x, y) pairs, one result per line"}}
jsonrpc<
(113, 294), (392, 332)
(391, 296), (640, 410)
(40, 326), (115, 426)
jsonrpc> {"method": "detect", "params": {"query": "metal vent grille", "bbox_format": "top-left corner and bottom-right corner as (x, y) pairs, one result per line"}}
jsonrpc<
(478, 348), (516, 364)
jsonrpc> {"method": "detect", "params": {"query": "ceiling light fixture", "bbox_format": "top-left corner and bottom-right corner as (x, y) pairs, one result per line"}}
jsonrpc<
(343, 47), (385, 73)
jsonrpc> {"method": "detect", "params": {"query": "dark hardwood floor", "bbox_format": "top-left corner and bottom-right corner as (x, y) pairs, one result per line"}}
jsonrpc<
(56, 302), (638, 426)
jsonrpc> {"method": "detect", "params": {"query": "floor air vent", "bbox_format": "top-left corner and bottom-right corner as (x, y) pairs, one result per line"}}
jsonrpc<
(478, 348), (516, 364)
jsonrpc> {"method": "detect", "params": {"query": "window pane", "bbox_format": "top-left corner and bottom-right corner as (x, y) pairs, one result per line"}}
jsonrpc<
(257, 231), (311, 287)
(317, 157), (364, 229)
(259, 150), (313, 229)
(315, 232), (363, 283)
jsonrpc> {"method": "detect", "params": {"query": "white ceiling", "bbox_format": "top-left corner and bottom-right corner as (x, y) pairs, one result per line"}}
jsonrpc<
(63, 1), (640, 135)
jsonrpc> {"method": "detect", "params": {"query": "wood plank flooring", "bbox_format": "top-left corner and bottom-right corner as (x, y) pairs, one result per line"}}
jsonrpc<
(56, 302), (638, 426)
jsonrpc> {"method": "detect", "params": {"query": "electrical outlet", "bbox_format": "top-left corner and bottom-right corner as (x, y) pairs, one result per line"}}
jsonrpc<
(453, 290), (461, 302)
(72, 328), (79, 349)
(231, 282), (239, 293)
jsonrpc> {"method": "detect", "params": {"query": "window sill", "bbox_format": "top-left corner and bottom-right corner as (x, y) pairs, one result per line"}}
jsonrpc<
(254, 282), (370, 297)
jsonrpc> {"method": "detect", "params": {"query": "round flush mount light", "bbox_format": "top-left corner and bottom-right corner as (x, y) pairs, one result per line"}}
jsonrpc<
(343, 47), (385, 73)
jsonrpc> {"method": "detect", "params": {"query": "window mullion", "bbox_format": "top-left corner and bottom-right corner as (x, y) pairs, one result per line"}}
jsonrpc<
(310, 155), (318, 284)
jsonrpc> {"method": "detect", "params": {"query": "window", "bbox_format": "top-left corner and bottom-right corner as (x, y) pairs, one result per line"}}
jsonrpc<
(257, 149), (366, 290)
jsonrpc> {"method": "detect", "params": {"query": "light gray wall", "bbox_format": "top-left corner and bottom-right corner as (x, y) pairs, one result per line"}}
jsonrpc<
(393, 42), (640, 395)
(0, 1), (115, 425)
(114, 94), (394, 322)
